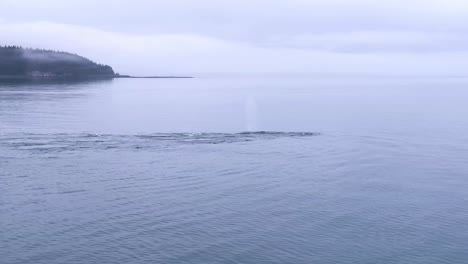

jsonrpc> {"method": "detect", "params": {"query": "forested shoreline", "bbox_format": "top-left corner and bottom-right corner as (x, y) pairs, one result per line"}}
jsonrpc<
(0, 46), (115, 78)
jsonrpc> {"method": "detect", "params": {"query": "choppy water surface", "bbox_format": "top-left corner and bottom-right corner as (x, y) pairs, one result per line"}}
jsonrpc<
(1, 77), (468, 263)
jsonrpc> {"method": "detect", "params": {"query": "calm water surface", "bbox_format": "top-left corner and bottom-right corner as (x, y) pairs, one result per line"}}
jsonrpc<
(1, 77), (468, 263)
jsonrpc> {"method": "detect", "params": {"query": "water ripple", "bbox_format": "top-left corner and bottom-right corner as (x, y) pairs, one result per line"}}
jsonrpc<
(0, 131), (320, 153)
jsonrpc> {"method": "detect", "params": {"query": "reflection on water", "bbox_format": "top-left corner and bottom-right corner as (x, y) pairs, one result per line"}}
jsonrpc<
(0, 77), (114, 87)
(1, 77), (468, 264)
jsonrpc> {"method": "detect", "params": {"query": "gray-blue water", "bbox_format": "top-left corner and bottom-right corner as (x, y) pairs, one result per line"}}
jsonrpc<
(1, 77), (468, 264)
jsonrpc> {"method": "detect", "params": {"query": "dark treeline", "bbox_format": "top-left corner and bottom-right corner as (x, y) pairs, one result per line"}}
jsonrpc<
(0, 46), (115, 78)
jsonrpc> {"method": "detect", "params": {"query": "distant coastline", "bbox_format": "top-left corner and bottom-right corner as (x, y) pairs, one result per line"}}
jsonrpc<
(0, 75), (194, 80)
(114, 75), (193, 79)
(0, 46), (193, 80)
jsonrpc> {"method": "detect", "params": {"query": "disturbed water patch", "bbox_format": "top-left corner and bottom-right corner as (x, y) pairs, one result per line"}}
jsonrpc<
(0, 131), (320, 153)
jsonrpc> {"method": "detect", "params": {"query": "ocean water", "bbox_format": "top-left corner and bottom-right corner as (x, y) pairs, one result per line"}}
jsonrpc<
(1, 77), (468, 264)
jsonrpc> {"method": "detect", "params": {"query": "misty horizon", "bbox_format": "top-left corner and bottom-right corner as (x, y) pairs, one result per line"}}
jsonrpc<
(1, 0), (468, 77)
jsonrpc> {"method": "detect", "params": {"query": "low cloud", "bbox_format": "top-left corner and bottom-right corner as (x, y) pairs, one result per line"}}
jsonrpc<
(1, 20), (468, 76)
(266, 31), (468, 53)
(2, 1), (468, 76)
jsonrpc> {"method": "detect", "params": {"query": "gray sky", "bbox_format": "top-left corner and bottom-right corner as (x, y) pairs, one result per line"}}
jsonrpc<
(1, 0), (468, 76)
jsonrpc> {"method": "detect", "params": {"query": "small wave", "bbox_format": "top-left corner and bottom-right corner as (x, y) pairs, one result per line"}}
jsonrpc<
(138, 131), (319, 143)
(239, 131), (319, 136)
(0, 131), (320, 153)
